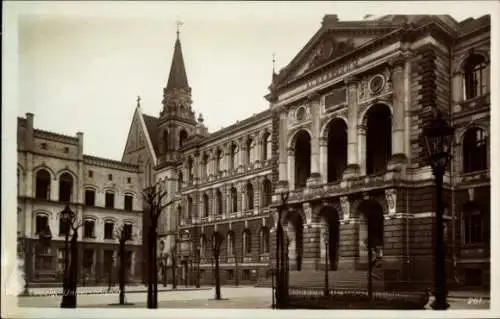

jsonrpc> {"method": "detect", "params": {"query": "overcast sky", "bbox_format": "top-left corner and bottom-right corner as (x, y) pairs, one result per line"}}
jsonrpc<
(8, 1), (495, 161)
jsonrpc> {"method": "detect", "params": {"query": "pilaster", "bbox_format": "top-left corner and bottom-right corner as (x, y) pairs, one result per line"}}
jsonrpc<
(343, 76), (360, 177)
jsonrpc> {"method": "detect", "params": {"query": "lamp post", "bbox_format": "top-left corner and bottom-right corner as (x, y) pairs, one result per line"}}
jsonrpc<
(59, 205), (76, 308)
(422, 107), (454, 311)
(212, 232), (223, 300)
(275, 191), (289, 309)
(196, 245), (201, 288)
(323, 230), (329, 297)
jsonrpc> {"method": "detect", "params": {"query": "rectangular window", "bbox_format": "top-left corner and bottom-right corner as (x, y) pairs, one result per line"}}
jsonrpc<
(85, 189), (95, 206)
(123, 224), (133, 241)
(124, 195), (133, 211)
(84, 220), (95, 238)
(88, 170), (93, 178)
(108, 174), (113, 181)
(464, 212), (483, 245)
(105, 192), (115, 209)
(104, 222), (114, 239)
(36, 215), (48, 234)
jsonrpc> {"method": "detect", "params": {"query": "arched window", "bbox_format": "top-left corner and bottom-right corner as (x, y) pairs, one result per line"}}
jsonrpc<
(246, 182), (254, 210)
(365, 104), (392, 175)
(202, 153), (209, 180)
(178, 171), (183, 191)
(262, 132), (271, 161)
(242, 229), (252, 255)
(203, 194), (209, 217)
(216, 189), (223, 216)
(35, 169), (51, 200)
(59, 172), (73, 202)
(187, 157), (194, 182)
(163, 130), (169, 153)
(262, 178), (272, 207)
(231, 187), (238, 213)
(463, 128), (488, 173)
(294, 130), (311, 188)
(463, 54), (489, 100)
(246, 138), (253, 164)
(216, 149), (223, 174)
(36, 214), (49, 235)
(260, 227), (270, 254)
(179, 129), (188, 148)
(177, 205), (183, 225)
(230, 143), (238, 171)
(227, 232), (235, 256)
(187, 196), (193, 220)
(462, 202), (484, 245)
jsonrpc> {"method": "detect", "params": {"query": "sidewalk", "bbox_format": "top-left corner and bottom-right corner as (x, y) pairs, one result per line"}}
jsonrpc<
(21, 285), (211, 297)
(448, 290), (490, 300)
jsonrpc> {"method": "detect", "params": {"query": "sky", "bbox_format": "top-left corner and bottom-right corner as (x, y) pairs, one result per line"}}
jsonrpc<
(7, 1), (496, 161)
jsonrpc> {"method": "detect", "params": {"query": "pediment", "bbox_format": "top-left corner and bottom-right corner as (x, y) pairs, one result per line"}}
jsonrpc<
(277, 27), (394, 86)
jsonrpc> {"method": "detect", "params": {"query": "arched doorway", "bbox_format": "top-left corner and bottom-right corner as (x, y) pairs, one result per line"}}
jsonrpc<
(365, 104), (392, 175)
(357, 199), (385, 267)
(294, 130), (311, 188)
(284, 210), (304, 271)
(319, 207), (340, 270)
(326, 119), (348, 182)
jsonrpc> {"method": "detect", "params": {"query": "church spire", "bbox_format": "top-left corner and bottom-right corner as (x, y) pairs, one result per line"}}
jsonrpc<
(166, 21), (189, 92)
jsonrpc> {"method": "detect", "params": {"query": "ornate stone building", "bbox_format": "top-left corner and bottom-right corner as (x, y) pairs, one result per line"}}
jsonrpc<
(17, 115), (144, 286)
(121, 14), (488, 289)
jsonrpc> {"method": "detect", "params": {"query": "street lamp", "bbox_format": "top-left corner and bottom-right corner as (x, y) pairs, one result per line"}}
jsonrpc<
(212, 232), (223, 300)
(323, 230), (329, 297)
(59, 205), (76, 308)
(196, 244), (201, 288)
(275, 191), (289, 309)
(422, 107), (454, 311)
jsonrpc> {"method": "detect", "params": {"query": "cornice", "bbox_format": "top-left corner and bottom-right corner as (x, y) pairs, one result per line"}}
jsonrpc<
(34, 129), (78, 145)
(83, 155), (140, 172)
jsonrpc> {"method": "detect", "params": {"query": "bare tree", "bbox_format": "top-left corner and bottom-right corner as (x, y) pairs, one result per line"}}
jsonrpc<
(114, 223), (132, 305)
(142, 181), (178, 309)
(60, 205), (83, 308)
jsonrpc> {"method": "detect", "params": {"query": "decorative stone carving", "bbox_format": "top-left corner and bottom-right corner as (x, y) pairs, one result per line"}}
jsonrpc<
(306, 36), (355, 71)
(272, 209), (279, 229)
(385, 188), (397, 216)
(339, 196), (350, 220)
(302, 202), (312, 225)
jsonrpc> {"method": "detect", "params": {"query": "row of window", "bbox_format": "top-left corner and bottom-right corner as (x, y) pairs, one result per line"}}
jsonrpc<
(87, 170), (132, 184)
(194, 228), (270, 258)
(181, 178), (273, 220)
(35, 215), (133, 240)
(462, 53), (489, 101)
(28, 169), (137, 209)
(179, 132), (272, 186)
(84, 189), (134, 210)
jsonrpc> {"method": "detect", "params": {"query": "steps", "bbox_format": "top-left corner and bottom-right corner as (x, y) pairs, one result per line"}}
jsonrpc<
(256, 270), (384, 290)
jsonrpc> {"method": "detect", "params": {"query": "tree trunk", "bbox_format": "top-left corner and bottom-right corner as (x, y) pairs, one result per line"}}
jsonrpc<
(68, 232), (78, 308)
(215, 250), (221, 300)
(172, 239), (177, 290)
(147, 230), (154, 308)
(152, 225), (158, 308)
(119, 239), (126, 305)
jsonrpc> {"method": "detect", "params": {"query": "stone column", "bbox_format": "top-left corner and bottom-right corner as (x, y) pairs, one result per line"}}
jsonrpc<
(319, 137), (328, 183)
(403, 51), (413, 159)
(308, 93), (321, 183)
(278, 109), (288, 182)
(357, 125), (367, 176)
(287, 147), (295, 191)
(390, 56), (406, 162)
(344, 76), (360, 177)
(224, 146), (231, 177)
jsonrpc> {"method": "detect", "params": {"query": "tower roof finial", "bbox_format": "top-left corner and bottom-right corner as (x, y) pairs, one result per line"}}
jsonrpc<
(136, 95), (141, 108)
(176, 19), (184, 40)
(272, 52), (276, 74)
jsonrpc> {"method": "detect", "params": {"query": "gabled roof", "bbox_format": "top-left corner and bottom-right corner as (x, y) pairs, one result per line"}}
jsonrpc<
(142, 113), (160, 155)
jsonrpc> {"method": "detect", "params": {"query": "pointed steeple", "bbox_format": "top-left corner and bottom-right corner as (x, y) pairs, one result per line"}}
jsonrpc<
(166, 22), (189, 92)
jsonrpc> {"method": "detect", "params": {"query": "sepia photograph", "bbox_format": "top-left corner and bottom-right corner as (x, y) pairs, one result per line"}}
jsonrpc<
(2, 1), (498, 318)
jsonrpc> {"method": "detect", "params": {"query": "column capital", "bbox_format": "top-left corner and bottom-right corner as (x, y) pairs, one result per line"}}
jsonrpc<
(388, 54), (406, 70)
(319, 136), (328, 147)
(287, 147), (295, 156)
(357, 124), (367, 134)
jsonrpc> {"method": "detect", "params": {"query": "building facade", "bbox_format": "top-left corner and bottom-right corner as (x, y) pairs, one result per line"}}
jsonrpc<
(17, 114), (144, 286)
(18, 14), (490, 290)
(120, 14), (488, 289)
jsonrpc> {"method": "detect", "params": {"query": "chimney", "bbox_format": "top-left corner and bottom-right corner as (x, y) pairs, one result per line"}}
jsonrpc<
(76, 132), (84, 159)
(322, 14), (339, 27)
(25, 113), (34, 151)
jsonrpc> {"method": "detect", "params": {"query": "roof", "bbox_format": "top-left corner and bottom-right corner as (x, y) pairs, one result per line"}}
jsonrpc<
(166, 37), (190, 91)
(142, 114), (160, 155)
